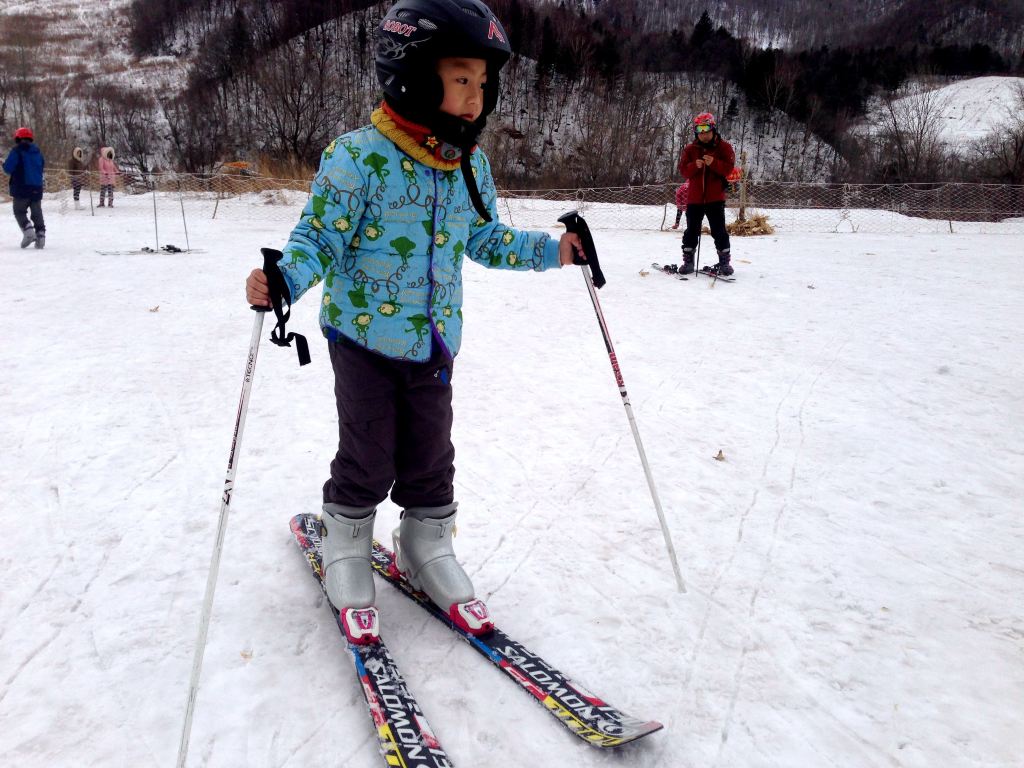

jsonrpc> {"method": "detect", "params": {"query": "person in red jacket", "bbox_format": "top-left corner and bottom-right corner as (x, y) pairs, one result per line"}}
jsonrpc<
(675, 112), (736, 275)
(670, 180), (688, 229)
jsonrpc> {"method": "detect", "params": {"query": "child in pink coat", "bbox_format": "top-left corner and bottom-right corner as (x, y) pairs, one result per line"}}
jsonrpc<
(670, 181), (689, 229)
(97, 147), (118, 207)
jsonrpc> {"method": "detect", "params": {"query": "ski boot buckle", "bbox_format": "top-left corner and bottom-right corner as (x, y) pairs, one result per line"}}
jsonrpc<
(449, 598), (493, 636)
(340, 606), (380, 645)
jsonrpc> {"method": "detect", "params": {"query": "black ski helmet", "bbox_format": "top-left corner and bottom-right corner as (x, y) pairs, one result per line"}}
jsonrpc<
(375, 0), (512, 134)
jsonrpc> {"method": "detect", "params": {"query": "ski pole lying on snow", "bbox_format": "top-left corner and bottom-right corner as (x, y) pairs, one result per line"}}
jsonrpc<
(558, 211), (687, 594)
(176, 249), (308, 768)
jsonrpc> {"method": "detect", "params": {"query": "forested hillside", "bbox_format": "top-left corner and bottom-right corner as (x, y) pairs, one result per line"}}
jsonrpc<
(1, 0), (1022, 184)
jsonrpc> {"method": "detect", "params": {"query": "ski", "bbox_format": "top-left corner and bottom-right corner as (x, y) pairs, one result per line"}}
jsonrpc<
(650, 262), (688, 280)
(94, 248), (206, 256)
(289, 514), (453, 768)
(696, 266), (736, 283)
(363, 525), (663, 749)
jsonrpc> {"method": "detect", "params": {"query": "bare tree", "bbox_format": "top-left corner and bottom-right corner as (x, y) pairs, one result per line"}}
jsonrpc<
(875, 85), (950, 182)
(970, 82), (1024, 184)
(110, 90), (160, 174)
(251, 30), (349, 165)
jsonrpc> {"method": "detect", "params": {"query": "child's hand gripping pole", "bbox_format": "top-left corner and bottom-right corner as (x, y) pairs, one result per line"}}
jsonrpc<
(557, 211), (686, 594)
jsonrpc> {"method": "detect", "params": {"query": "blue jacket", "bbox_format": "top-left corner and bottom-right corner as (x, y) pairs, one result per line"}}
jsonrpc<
(3, 142), (45, 199)
(281, 111), (561, 362)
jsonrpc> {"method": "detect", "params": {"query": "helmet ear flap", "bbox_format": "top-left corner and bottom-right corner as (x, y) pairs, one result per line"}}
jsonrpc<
(382, 68), (446, 123)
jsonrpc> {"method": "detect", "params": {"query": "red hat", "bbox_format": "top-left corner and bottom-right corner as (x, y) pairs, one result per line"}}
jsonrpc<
(14, 126), (34, 140)
(693, 112), (716, 129)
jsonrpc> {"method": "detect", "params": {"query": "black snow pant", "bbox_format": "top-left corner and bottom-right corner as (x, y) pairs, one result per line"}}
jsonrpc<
(71, 176), (83, 201)
(681, 200), (730, 253)
(323, 336), (456, 510)
(13, 197), (45, 234)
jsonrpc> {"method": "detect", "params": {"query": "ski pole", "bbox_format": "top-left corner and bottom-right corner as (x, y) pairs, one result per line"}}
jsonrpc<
(176, 248), (307, 767)
(557, 211), (686, 594)
(694, 165), (706, 276)
(176, 304), (266, 767)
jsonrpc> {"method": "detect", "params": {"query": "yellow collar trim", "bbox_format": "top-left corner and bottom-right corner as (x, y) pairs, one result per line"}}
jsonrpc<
(371, 108), (462, 172)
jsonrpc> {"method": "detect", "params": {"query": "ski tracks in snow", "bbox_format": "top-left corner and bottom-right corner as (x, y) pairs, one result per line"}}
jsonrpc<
(711, 337), (852, 766)
(651, 335), (856, 768)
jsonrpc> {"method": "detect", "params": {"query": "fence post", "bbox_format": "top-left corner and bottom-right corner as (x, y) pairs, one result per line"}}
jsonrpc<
(151, 172), (160, 251)
(738, 151), (748, 222)
(177, 177), (192, 252)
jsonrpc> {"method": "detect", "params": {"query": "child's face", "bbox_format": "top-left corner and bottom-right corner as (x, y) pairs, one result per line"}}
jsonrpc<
(437, 57), (488, 123)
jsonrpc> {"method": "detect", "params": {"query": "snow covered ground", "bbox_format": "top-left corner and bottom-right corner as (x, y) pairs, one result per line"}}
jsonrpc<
(1, 205), (1022, 768)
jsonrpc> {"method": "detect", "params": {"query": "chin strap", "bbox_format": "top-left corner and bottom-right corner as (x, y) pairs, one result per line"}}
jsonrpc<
(460, 151), (491, 222)
(432, 111), (492, 223)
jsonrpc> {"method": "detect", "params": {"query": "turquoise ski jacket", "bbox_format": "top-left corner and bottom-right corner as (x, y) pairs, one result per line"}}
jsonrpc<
(280, 117), (561, 362)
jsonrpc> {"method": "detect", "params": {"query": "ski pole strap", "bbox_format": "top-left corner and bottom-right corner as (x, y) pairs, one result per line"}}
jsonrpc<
(557, 210), (606, 288)
(259, 247), (311, 366)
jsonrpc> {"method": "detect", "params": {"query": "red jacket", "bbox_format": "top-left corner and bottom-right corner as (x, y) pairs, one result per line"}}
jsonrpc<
(677, 137), (735, 204)
(674, 181), (689, 208)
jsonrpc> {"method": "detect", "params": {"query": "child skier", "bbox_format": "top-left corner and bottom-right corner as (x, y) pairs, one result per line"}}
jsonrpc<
(69, 147), (87, 209)
(676, 112), (736, 275)
(245, 0), (583, 645)
(670, 180), (688, 229)
(97, 146), (118, 207)
(3, 127), (46, 249)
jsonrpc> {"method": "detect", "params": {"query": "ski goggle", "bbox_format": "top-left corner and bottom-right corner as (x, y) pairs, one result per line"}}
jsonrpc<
(695, 124), (713, 133)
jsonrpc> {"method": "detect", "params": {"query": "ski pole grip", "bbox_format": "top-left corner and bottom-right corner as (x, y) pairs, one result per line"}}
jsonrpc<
(258, 247), (311, 366)
(250, 248), (284, 312)
(557, 210), (606, 289)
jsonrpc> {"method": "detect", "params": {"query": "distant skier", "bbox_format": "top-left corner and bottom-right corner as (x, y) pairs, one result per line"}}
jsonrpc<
(3, 127), (46, 249)
(676, 112), (735, 275)
(69, 146), (87, 209)
(670, 180), (689, 229)
(244, 0), (584, 646)
(97, 146), (118, 207)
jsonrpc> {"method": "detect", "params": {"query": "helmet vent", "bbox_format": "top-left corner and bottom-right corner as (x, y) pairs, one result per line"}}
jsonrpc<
(419, 18), (438, 30)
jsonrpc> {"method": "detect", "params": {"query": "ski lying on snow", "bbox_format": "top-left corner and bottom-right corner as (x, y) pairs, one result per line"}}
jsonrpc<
(94, 247), (206, 255)
(695, 266), (736, 282)
(650, 262), (688, 280)
(290, 514), (452, 768)
(364, 529), (663, 748)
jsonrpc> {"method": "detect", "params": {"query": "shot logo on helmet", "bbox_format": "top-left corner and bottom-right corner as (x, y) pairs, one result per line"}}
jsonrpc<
(383, 19), (418, 36)
(487, 19), (505, 43)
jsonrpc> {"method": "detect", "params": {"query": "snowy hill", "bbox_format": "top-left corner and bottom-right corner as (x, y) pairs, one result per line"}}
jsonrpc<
(0, 0), (185, 90)
(1, 207), (1022, 767)
(866, 76), (1024, 144)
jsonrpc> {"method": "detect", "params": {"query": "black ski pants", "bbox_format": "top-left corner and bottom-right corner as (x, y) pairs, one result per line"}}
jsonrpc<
(13, 197), (45, 234)
(681, 200), (730, 252)
(324, 336), (455, 510)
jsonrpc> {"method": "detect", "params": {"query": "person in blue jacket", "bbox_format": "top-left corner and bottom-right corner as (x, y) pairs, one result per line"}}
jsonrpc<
(3, 127), (46, 249)
(245, 0), (584, 646)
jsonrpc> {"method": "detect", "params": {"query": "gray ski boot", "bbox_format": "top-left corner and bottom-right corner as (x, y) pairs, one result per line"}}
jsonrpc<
(680, 247), (695, 274)
(20, 226), (36, 248)
(321, 504), (379, 645)
(393, 503), (493, 635)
